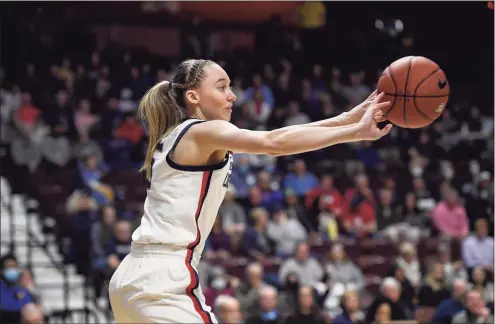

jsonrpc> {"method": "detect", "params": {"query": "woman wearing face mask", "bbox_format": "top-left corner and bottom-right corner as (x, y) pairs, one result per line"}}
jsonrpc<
(0, 254), (36, 324)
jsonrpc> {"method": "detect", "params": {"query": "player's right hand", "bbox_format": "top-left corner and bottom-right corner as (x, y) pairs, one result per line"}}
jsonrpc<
(357, 92), (393, 141)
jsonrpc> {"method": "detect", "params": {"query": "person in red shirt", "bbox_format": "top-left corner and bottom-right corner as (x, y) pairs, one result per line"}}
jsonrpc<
(113, 115), (144, 145)
(305, 174), (347, 219)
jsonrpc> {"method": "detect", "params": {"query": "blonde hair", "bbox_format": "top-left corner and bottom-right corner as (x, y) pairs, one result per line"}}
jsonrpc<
(139, 59), (214, 179)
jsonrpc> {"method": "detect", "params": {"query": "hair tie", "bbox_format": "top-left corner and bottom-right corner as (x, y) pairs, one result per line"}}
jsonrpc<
(169, 82), (174, 90)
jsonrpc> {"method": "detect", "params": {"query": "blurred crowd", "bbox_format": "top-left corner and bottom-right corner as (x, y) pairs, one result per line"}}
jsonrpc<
(1, 2), (494, 324)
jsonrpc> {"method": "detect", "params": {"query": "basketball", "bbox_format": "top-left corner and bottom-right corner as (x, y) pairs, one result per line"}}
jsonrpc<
(377, 56), (450, 128)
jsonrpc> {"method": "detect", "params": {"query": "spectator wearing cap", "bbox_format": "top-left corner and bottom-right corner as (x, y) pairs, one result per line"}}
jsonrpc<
(0, 254), (35, 324)
(266, 208), (307, 258)
(432, 279), (468, 324)
(278, 242), (323, 287)
(462, 218), (494, 274)
(283, 159), (319, 197)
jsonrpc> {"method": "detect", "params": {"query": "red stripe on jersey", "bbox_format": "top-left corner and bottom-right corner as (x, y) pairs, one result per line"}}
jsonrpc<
(185, 171), (213, 324)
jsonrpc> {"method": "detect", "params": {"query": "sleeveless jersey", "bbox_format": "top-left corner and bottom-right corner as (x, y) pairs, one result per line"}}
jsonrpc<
(132, 119), (233, 254)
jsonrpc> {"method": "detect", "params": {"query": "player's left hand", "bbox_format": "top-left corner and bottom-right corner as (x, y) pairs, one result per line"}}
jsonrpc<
(347, 90), (388, 124)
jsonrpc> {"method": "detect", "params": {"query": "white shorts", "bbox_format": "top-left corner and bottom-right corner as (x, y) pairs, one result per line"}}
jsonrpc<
(108, 243), (217, 323)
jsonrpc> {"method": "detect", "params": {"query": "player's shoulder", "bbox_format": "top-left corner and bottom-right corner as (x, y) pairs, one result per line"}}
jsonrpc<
(187, 119), (237, 136)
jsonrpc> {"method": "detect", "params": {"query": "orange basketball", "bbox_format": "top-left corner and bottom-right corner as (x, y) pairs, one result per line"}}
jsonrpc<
(377, 56), (450, 128)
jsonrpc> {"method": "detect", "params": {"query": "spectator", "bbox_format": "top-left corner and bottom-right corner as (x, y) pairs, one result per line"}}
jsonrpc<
(324, 243), (365, 293)
(242, 208), (273, 260)
(219, 186), (246, 239)
(244, 74), (275, 108)
(341, 72), (371, 106)
(396, 242), (422, 287)
(343, 174), (376, 237)
(284, 286), (326, 324)
(387, 264), (415, 315)
(283, 101), (311, 127)
(105, 220), (132, 277)
(112, 115), (144, 146)
(214, 295), (242, 324)
(79, 154), (114, 205)
(470, 266), (494, 307)
(417, 262), (450, 308)
(432, 279), (468, 324)
(376, 188), (412, 243)
(436, 243), (468, 285)
(462, 218), (494, 273)
(204, 217), (232, 260)
(452, 290), (493, 324)
(278, 242), (323, 286)
(372, 303), (392, 324)
(236, 262), (268, 314)
(266, 209), (307, 257)
(244, 89), (273, 126)
(365, 277), (407, 323)
(432, 186), (469, 239)
(0, 254), (35, 324)
(204, 267), (234, 308)
(257, 171), (284, 213)
(13, 92), (47, 144)
(245, 286), (283, 324)
(74, 99), (99, 138)
(283, 159), (319, 197)
(230, 154), (256, 200)
(401, 192), (428, 241)
(332, 290), (366, 324)
(277, 272), (299, 315)
(283, 189), (308, 231)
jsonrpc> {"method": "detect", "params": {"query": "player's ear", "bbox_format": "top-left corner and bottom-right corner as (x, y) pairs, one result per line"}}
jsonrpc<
(185, 89), (200, 105)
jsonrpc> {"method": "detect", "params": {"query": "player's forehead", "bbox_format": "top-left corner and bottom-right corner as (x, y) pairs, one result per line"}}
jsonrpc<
(202, 63), (231, 84)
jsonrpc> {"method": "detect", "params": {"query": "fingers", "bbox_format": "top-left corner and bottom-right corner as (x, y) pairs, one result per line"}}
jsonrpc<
(374, 111), (388, 122)
(379, 124), (393, 137)
(367, 90), (378, 101)
(373, 101), (391, 112)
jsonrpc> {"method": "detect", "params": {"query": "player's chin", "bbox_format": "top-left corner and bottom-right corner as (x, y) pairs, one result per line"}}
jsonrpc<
(218, 110), (232, 121)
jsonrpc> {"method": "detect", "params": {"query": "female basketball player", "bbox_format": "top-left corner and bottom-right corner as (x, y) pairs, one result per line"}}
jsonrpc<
(108, 59), (392, 323)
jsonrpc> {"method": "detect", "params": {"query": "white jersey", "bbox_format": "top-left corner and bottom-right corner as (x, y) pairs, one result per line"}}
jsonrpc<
(132, 118), (233, 254)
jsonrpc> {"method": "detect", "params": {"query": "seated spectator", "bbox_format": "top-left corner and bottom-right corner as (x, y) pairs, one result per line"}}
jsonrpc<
(104, 220), (132, 277)
(72, 133), (104, 162)
(324, 243), (365, 293)
(462, 218), (494, 273)
(278, 242), (323, 286)
(305, 175), (347, 220)
(283, 159), (319, 197)
(342, 200), (376, 238)
(372, 303), (392, 324)
(117, 88), (137, 113)
(219, 186), (246, 240)
(432, 279), (468, 324)
(13, 92), (48, 145)
(432, 187), (469, 239)
(204, 267), (234, 308)
(0, 254), (35, 324)
(244, 89), (273, 126)
(284, 286), (326, 324)
(401, 192), (429, 232)
(245, 286), (283, 324)
(386, 264), (415, 316)
(74, 99), (99, 137)
(376, 188), (421, 244)
(79, 154), (114, 205)
(230, 154), (256, 200)
(277, 272), (300, 315)
(283, 101), (311, 127)
(204, 217), (233, 260)
(436, 243), (468, 285)
(266, 209), (307, 257)
(257, 171), (284, 213)
(283, 189), (308, 231)
(365, 277), (407, 323)
(470, 266), (494, 307)
(332, 290), (365, 324)
(417, 262), (450, 308)
(112, 115), (144, 146)
(214, 295), (242, 324)
(244, 74), (275, 108)
(241, 208), (273, 260)
(236, 263), (268, 314)
(452, 290), (493, 324)
(396, 242), (422, 287)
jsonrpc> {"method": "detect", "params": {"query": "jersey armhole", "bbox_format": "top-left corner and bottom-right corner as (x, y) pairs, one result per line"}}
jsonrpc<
(166, 120), (230, 172)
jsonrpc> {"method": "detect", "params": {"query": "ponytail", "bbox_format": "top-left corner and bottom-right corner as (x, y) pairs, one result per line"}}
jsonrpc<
(139, 81), (182, 179)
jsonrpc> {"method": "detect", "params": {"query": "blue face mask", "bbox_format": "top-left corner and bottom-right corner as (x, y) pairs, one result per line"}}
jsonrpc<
(261, 310), (279, 321)
(3, 268), (20, 282)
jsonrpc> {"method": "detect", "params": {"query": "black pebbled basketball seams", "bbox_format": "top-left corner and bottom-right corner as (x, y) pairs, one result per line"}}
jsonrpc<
(383, 66), (398, 116)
